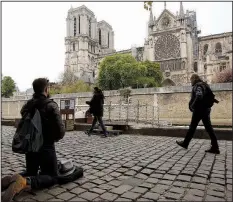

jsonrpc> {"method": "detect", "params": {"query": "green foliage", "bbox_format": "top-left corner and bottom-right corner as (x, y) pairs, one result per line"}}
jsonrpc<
(1, 76), (16, 98)
(98, 54), (162, 90)
(144, 1), (153, 10)
(139, 60), (163, 87)
(98, 54), (139, 90)
(132, 77), (157, 88)
(50, 80), (92, 95)
(119, 88), (131, 98)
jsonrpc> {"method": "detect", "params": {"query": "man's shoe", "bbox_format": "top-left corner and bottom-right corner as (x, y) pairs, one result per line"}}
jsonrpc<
(85, 130), (91, 136)
(2, 174), (30, 202)
(1, 175), (12, 191)
(176, 140), (188, 149)
(205, 148), (220, 154)
(101, 133), (107, 138)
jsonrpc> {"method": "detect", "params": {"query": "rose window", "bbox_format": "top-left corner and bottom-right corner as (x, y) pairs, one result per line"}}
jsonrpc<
(154, 34), (180, 60)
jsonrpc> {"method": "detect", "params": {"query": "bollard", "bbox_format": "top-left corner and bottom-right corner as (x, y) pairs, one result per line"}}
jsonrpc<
(136, 100), (139, 124)
(126, 101), (129, 124)
(108, 101), (112, 122)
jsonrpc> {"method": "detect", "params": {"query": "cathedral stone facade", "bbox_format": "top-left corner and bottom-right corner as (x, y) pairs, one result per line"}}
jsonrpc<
(64, 5), (115, 84)
(65, 3), (232, 86)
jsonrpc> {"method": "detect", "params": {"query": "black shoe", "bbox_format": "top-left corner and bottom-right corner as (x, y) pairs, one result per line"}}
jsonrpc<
(176, 140), (188, 149)
(205, 148), (220, 154)
(85, 131), (91, 136)
(101, 133), (107, 138)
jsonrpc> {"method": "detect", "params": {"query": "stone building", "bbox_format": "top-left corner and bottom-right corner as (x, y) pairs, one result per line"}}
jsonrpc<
(64, 3), (232, 86)
(64, 5), (115, 84)
(143, 2), (232, 85)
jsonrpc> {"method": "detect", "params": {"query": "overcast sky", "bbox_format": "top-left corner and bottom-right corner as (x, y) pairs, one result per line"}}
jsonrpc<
(2, 1), (232, 91)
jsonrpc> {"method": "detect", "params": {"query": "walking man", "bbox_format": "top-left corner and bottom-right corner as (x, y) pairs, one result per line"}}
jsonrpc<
(2, 78), (65, 201)
(176, 74), (220, 154)
(86, 87), (107, 137)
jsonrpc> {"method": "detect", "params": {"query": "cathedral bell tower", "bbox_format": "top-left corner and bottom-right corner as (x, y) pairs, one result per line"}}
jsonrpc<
(64, 5), (115, 84)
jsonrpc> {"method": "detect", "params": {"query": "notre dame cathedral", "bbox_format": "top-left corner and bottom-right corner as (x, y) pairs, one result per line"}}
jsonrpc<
(64, 3), (232, 86)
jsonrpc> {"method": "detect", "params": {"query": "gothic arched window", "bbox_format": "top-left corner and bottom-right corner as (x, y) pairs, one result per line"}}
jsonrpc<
(215, 42), (222, 55)
(193, 62), (198, 72)
(99, 29), (101, 45)
(220, 62), (226, 72)
(73, 43), (75, 51)
(89, 19), (91, 37)
(204, 64), (207, 74)
(78, 16), (81, 34)
(74, 17), (76, 36)
(203, 44), (208, 55)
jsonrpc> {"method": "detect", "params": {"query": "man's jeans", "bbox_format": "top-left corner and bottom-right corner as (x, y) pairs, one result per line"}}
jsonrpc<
(183, 108), (219, 148)
(89, 116), (107, 135)
(20, 144), (58, 189)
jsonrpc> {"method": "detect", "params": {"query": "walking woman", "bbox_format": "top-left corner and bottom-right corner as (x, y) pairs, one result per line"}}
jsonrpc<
(85, 87), (107, 137)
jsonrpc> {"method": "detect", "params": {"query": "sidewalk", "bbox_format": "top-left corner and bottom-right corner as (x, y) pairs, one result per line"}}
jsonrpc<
(2, 126), (232, 201)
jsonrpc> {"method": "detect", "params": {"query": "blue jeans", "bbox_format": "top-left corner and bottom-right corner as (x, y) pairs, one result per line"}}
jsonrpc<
(89, 116), (107, 135)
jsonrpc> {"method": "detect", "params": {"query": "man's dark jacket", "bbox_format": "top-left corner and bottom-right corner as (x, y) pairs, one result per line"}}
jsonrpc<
(86, 93), (104, 117)
(189, 81), (209, 112)
(20, 94), (65, 145)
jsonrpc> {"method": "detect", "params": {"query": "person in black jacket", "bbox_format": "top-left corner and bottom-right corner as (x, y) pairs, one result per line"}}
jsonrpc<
(86, 87), (107, 137)
(176, 74), (220, 154)
(2, 78), (65, 202)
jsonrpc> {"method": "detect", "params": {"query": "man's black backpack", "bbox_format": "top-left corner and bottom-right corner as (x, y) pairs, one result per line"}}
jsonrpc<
(12, 100), (51, 154)
(199, 82), (219, 108)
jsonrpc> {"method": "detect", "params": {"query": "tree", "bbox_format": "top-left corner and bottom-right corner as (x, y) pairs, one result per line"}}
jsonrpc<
(144, 1), (153, 10)
(139, 60), (163, 87)
(50, 70), (93, 95)
(212, 68), (232, 83)
(1, 76), (16, 98)
(98, 54), (139, 90)
(59, 69), (79, 85)
(98, 54), (162, 90)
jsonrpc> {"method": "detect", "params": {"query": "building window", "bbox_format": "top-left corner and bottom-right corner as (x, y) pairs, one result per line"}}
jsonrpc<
(108, 32), (110, 48)
(204, 64), (207, 74)
(203, 44), (208, 55)
(193, 62), (198, 72)
(93, 71), (95, 78)
(89, 19), (91, 37)
(73, 43), (75, 51)
(78, 16), (80, 34)
(215, 42), (222, 55)
(99, 29), (101, 45)
(220, 62), (226, 72)
(74, 17), (76, 36)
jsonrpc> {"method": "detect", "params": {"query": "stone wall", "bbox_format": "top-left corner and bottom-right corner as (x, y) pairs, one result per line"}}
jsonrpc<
(2, 83), (232, 126)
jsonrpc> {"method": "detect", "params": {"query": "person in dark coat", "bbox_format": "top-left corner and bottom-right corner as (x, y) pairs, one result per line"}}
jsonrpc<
(176, 74), (220, 154)
(2, 78), (65, 202)
(86, 87), (107, 137)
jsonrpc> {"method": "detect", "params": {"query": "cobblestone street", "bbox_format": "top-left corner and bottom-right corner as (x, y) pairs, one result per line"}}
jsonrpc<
(1, 126), (232, 201)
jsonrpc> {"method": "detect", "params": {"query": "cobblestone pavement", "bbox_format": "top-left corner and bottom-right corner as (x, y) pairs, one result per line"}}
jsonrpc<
(2, 126), (232, 201)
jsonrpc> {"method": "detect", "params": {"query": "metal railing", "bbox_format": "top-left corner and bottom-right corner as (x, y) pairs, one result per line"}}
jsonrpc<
(2, 100), (172, 127)
(75, 102), (172, 128)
